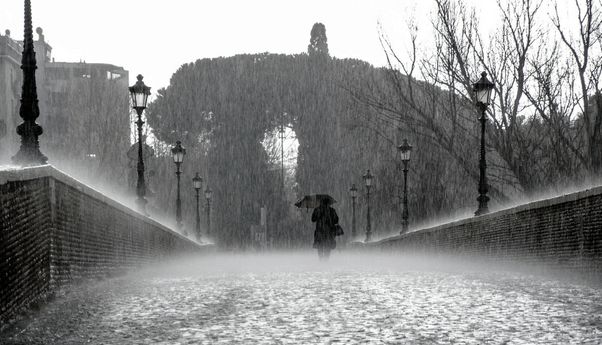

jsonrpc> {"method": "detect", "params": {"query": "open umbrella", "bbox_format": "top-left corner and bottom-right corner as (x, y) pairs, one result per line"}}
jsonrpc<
(295, 194), (337, 209)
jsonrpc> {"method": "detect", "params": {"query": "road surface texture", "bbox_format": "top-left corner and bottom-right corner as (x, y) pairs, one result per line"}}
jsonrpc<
(2, 252), (602, 344)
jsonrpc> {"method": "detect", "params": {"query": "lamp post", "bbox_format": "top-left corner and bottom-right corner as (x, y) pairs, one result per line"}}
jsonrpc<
(129, 75), (151, 215)
(350, 184), (358, 240)
(205, 187), (213, 237)
(473, 71), (494, 216)
(362, 169), (373, 242)
(12, 0), (47, 166)
(192, 172), (203, 241)
(280, 112), (286, 192)
(171, 141), (186, 232)
(398, 139), (412, 234)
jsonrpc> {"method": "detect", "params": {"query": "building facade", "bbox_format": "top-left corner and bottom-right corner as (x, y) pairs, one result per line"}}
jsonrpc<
(0, 28), (129, 184)
(0, 29), (22, 161)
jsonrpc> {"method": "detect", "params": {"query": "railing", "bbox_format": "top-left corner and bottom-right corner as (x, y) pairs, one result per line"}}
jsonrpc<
(0, 165), (208, 327)
(366, 185), (602, 283)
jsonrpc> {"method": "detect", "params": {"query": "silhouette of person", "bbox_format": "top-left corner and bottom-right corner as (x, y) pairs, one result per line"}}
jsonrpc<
(312, 198), (339, 260)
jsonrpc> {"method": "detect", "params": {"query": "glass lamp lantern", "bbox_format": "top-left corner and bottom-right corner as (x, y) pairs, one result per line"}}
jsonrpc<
(205, 187), (213, 201)
(398, 139), (413, 163)
(473, 71), (494, 106)
(350, 184), (358, 198)
(192, 172), (203, 191)
(171, 141), (186, 164)
(363, 169), (373, 187)
(129, 74), (151, 110)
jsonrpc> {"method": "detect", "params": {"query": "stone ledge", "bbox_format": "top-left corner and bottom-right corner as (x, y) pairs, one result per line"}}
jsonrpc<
(373, 183), (602, 246)
(0, 164), (205, 249)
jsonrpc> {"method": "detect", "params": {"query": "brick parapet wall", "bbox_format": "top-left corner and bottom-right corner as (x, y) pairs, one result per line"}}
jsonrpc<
(368, 186), (602, 282)
(0, 176), (52, 329)
(0, 165), (206, 327)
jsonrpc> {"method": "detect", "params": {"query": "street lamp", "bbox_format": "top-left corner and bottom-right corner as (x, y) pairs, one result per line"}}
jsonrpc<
(129, 74), (151, 215)
(473, 71), (494, 216)
(205, 187), (213, 237)
(171, 141), (186, 232)
(350, 184), (358, 240)
(12, 0), (47, 166)
(362, 169), (373, 242)
(192, 172), (203, 241)
(398, 139), (412, 234)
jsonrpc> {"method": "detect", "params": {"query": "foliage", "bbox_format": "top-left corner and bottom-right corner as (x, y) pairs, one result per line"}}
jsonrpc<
(366, 0), (602, 198)
(49, 75), (130, 186)
(145, 10), (602, 248)
(308, 23), (330, 56)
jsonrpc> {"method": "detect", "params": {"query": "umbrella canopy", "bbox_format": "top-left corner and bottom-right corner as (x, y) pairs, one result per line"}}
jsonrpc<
(295, 194), (337, 209)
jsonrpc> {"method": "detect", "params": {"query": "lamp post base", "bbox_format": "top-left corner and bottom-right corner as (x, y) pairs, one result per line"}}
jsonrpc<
(178, 223), (187, 236)
(12, 148), (47, 167)
(12, 123), (47, 166)
(136, 197), (148, 216)
(474, 207), (489, 216)
(400, 222), (408, 235)
(474, 195), (490, 216)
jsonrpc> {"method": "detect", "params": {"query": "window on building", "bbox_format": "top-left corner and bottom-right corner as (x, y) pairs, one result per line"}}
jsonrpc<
(72, 68), (91, 79)
(107, 71), (122, 80)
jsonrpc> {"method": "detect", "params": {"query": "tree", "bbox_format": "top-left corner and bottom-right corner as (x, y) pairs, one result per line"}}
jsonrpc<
(53, 75), (130, 187)
(146, 22), (541, 247)
(543, 0), (602, 175)
(353, 0), (600, 202)
(308, 23), (329, 56)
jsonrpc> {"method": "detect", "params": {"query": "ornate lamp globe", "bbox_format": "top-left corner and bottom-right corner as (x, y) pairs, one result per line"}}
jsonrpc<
(350, 184), (358, 198)
(473, 71), (494, 107)
(171, 141), (186, 164)
(129, 74), (151, 110)
(398, 139), (413, 163)
(192, 173), (203, 191)
(362, 169), (373, 187)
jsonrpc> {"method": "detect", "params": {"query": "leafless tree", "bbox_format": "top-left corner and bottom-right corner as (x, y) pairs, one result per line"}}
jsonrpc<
(349, 0), (602, 202)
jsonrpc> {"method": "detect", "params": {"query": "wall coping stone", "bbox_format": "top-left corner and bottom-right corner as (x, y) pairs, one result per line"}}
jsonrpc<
(0, 164), (205, 248)
(374, 183), (602, 246)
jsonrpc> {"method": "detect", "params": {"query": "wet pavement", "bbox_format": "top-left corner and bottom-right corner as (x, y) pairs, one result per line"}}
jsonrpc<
(2, 252), (602, 344)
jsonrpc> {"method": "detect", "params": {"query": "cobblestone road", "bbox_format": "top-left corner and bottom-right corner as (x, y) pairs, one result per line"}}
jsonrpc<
(3, 253), (602, 344)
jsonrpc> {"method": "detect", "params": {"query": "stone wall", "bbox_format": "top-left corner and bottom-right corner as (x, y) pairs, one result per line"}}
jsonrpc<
(372, 186), (602, 282)
(0, 166), (205, 326)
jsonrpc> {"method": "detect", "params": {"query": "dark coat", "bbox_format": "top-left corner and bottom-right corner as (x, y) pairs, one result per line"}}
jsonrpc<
(311, 205), (339, 249)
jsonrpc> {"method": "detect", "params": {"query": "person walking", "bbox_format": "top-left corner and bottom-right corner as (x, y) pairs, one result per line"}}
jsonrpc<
(312, 197), (339, 260)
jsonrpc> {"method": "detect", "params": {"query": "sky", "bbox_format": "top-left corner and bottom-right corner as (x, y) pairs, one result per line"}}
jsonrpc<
(1, 0), (500, 92)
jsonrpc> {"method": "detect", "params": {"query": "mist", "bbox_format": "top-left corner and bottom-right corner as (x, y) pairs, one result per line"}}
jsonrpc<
(3, 0), (602, 343)
(4, 251), (601, 344)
